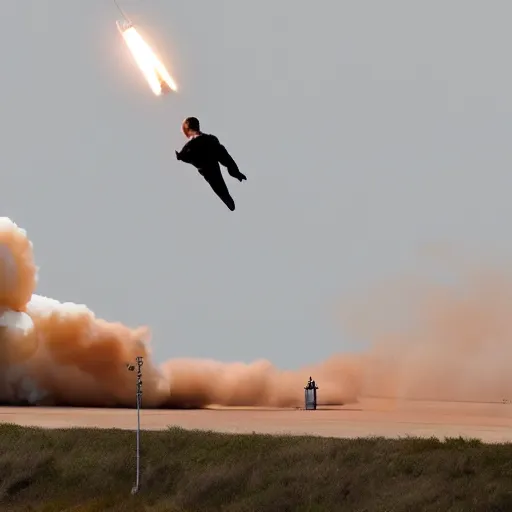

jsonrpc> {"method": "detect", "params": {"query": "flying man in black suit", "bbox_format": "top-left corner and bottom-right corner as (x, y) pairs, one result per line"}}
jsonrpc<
(175, 117), (247, 211)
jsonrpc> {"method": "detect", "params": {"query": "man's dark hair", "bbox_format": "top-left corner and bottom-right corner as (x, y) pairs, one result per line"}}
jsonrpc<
(185, 117), (200, 132)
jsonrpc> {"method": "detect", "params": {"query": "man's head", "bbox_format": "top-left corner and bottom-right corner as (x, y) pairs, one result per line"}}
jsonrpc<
(182, 117), (201, 138)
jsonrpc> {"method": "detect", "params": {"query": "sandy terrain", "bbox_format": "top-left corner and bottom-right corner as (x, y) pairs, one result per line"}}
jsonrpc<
(1, 398), (511, 442)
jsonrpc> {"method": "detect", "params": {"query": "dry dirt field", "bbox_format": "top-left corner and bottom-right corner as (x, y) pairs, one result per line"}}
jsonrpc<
(0, 397), (511, 442)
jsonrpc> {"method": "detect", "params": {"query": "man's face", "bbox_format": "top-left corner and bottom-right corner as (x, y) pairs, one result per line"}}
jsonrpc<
(181, 121), (190, 138)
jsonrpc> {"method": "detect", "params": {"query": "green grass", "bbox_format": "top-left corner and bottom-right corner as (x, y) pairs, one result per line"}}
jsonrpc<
(0, 424), (511, 511)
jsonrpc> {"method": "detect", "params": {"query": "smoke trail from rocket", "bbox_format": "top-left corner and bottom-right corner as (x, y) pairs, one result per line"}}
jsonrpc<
(0, 218), (357, 408)
(343, 270), (512, 403)
(0, 218), (169, 407)
(0, 216), (511, 409)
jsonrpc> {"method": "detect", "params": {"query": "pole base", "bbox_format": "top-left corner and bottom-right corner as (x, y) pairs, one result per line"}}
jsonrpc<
(131, 486), (139, 495)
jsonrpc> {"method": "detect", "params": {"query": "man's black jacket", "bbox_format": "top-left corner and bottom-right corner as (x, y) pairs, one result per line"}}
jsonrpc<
(176, 133), (243, 180)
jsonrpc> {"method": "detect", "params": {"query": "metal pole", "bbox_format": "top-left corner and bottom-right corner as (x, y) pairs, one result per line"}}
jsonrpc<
(127, 356), (143, 495)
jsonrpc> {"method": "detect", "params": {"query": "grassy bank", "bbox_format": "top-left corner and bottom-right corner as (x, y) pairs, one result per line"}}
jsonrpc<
(0, 424), (511, 511)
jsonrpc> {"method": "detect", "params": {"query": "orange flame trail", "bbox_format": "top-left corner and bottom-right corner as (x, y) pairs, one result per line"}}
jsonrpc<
(117, 21), (177, 96)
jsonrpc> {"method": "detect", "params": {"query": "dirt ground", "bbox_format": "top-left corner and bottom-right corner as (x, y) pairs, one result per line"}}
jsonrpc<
(0, 398), (511, 442)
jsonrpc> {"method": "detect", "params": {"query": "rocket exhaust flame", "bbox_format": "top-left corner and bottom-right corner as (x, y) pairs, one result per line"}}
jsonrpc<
(116, 20), (177, 96)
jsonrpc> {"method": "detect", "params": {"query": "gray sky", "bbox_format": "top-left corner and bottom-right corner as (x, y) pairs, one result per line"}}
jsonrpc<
(3, 0), (512, 368)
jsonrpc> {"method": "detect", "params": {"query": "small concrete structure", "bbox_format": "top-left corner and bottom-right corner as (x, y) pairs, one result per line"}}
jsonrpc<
(304, 376), (318, 410)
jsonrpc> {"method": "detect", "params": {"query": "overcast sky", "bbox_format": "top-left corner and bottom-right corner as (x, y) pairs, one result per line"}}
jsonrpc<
(3, 0), (512, 368)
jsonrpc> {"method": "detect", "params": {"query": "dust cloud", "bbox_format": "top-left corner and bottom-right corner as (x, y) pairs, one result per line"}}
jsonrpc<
(0, 217), (510, 409)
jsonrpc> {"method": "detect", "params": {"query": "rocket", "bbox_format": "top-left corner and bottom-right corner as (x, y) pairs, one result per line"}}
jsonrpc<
(116, 19), (132, 35)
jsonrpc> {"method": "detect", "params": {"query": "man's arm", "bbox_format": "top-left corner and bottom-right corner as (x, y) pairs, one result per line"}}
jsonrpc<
(175, 141), (194, 164)
(213, 137), (245, 180)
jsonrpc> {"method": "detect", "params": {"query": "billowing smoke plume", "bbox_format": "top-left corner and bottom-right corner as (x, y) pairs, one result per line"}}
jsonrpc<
(0, 217), (510, 409)
(0, 218), (171, 407)
(342, 271), (512, 403)
(0, 218), (357, 408)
